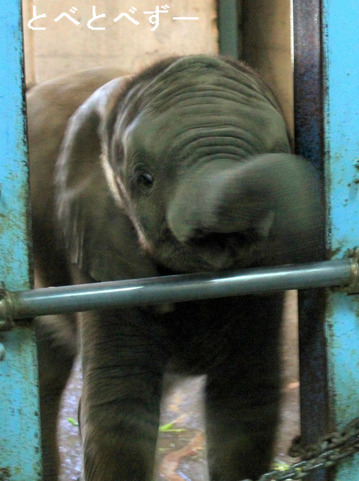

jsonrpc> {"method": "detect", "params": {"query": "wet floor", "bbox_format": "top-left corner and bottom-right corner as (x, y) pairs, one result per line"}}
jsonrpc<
(58, 291), (299, 481)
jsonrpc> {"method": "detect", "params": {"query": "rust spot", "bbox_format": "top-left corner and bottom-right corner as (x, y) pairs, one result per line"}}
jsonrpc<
(0, 467), (11, 481)
(327, 247), (341, 259)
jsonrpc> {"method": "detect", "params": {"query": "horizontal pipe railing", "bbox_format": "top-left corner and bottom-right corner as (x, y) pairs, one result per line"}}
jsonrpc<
(0, 258), (356, 324)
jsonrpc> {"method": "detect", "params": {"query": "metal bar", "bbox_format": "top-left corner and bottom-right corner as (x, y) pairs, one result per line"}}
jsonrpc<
(293, 7), (329, 481)
(322, 0), (359, 479)
(0, 259), (354, 322)
(0, 1), (42, 480)
(218, 0), (240, 58)
(293, 0), (324, 171)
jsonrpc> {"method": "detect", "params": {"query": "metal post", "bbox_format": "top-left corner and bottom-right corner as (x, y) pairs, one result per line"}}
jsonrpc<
(0, 2), (42, 480)
(218, 0), (240, 58)
(293, 7), (329, 481)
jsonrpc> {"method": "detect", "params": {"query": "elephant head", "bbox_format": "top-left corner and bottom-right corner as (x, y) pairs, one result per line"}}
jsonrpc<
(55, 55), (322, 281)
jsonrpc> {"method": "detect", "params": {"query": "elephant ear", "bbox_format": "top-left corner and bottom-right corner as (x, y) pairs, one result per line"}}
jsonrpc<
(55, 77), (159, 281)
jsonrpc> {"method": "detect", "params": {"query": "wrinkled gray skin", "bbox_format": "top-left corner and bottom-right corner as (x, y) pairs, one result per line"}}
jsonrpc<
(27, 56), (322, 481)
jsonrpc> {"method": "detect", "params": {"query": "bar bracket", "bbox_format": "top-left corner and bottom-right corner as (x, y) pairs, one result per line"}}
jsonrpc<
(345, 247), (359, 295)
(0, 283), (14, 331)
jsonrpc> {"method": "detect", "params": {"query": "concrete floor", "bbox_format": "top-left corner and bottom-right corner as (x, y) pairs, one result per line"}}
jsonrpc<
(58, 291), (300, 481)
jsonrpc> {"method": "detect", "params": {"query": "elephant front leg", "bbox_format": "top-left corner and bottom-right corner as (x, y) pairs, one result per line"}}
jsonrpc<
(79, 310), (165, 481)
(204, 295), (283, 481)
(205, 378), (280, 481)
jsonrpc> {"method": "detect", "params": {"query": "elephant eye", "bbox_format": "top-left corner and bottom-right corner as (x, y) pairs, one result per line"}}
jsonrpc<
(134, 171), (154, 189)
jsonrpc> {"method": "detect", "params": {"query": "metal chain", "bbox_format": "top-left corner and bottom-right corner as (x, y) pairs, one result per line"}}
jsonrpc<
(242, 417), (359, 481)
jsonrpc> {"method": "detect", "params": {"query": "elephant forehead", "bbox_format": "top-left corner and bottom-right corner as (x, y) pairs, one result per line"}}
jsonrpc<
(137, 55), (269, 108)
(115, 57), (290, 162)
(123, 97), (289, 162)
(145, 74), (268, 114)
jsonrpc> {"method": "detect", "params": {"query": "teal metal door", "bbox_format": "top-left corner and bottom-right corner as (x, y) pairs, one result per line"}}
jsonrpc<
(294, 0), (359, 479)
(323, 0), (359, 478)
(0, 2), (42, 479)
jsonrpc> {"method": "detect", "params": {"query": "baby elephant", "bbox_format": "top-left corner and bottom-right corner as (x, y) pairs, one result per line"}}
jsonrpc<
(27, 55), (322, 481)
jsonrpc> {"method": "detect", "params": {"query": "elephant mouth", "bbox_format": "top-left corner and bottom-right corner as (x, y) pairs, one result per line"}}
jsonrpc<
(188, 229), (259, 249)
(186, 230), (266, 270)
(155, 226), (267, 272)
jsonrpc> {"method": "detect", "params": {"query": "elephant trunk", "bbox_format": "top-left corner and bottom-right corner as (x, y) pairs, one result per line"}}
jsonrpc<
(167, 154), (322, 266)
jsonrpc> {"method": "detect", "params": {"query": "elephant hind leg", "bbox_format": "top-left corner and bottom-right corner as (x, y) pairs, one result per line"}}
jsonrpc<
(36, 313), (77, 481)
